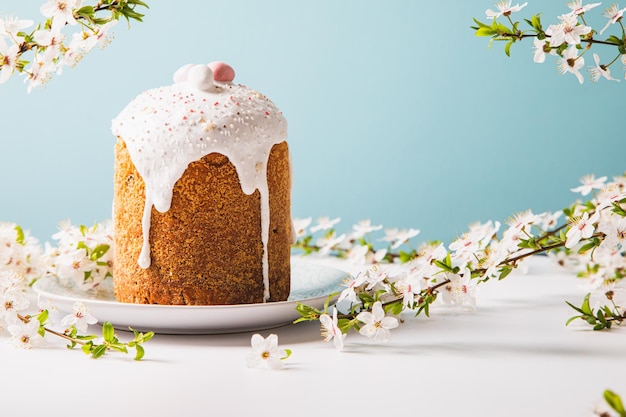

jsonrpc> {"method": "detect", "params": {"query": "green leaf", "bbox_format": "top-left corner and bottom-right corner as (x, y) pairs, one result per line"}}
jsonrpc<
(472, 17), (491, 29)
(37, 309), (49, 325)
(390, 301), (404, 315)
(581, 293), (592, 315)
(281, 349), (292, 360)
(498, 266), (513, 280)
(75, 334), (98, 341)
(578, 238), (599, 254)
(102, 322), (115, 342)
(565, 315), (582, 326)
(293, 302), (323, 323)
(604, 390), (626, 416)
(134, 344), (145, 361)
(399, 250), (414, 263)
(130, 0), (150, 8)
(14, 225), (25, 245)
(565, 300), (585, 315)
(323, 292), (339, 312)
(90, 244), (110, 261)
(109, 342), (128, 353)
(131, 328), (155, 344)
(475, 26), (497, 37)
(504, 40), (514, 57)
(531, 14), (542, 31)
(91, 344), (108, 359)
(82, 343), (93, 355)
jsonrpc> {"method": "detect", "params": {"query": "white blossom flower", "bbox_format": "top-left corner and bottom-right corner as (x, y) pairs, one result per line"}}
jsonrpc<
(314, 231), (347, 256)
(364, 268), (390, 291)
(598, 216), (626, 251)
(379, 227), (420, 250)
(338, 272), (369, 303)
(246, 333), (288, 370)
(310, 216), (341, 233)
(0, 287), (30, 323)
(394, 271), (422, 308)
(556, 46), (585, 84)
(0, 223), (46, 288)
(545, 14), (591, 46)
(53, 248), (98, 287)
(40, 0), (82, 27)
(595, 183), (626, 210)
(292, 217), (312, 238)
(320, 308), (345, 350)
(413, 242), (447, 267)
(25, 59), (55, 93)
(0, 39), (20, 84)
(439, 271), (478, 311)
(60, 301), (97, 333)
(33, 27), (65, 63)
(68, 20), (117, 54)
(486, 1), (528, 19)
(51, 219), (84, 245)
(571, 174), (608, 196)
(0, 16), (34, 37)
(345, 246), (387, 265)
(537, 210), (563, 232)
(8, 320), (44, 349)
(567, 0), (602, 15)
(599, 3), (626, 35)
(0, 271), (23, 293)
(565, 211), (601, 249)
(351, 219), (383, 239)
(449, 229), (486, 261)
(533, 38), (549, 63)
(506, 210), (539, 232)
(468, 220), (501, 245)
(45, 221), (114, 290)
(356, 301), (399, 343)
(589, 53), (620, 82)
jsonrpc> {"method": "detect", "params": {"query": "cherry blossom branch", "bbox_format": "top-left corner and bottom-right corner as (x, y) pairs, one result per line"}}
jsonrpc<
(15, 309), (154, 359)
(473, 1), (626, 83)
(17, 312), (86, 346)
(0, 0), (148, 91)
(295, 173), (626, 348)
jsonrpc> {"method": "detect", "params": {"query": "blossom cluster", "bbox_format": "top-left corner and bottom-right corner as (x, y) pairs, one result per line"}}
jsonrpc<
(0, 223), (47, 290)
(0, 0), (147, 92)
(44, 219), (114, 291)
(294, 172), (626, 349)
(0, 220), (151, 358)
(474, 1), (626, 83)
(0, 274), (151, 358)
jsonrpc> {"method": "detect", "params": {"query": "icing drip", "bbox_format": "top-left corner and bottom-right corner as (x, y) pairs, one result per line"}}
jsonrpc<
(111, 63), (287, 302)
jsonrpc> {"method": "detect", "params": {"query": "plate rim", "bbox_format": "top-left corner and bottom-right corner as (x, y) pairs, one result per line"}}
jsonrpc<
(30, 258), (349, 334)
(32, 258), (349, 311)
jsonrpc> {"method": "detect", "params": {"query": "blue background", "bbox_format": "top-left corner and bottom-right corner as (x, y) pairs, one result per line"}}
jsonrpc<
(0, 0), (623, 246)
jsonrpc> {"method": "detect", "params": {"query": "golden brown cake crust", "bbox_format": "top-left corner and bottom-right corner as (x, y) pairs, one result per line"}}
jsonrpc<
(113, 139), (291, 305)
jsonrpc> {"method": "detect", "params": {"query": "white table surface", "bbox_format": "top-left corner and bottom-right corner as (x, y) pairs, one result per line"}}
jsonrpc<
(1, 255), (624, 417)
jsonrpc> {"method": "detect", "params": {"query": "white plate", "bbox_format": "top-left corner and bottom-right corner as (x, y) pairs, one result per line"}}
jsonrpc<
(32, 258), (349, 335)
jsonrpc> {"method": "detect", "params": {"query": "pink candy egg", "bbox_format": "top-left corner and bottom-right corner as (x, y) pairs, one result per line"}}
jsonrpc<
(208, 61), (235, 83)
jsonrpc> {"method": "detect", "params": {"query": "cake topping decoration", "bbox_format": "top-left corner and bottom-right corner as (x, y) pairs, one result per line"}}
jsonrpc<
(172, 61), (235, 92)
(208, 61), (235, 83)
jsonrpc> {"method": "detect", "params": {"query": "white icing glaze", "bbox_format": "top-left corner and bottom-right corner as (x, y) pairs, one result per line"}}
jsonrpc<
(111, 64), (287, 302)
